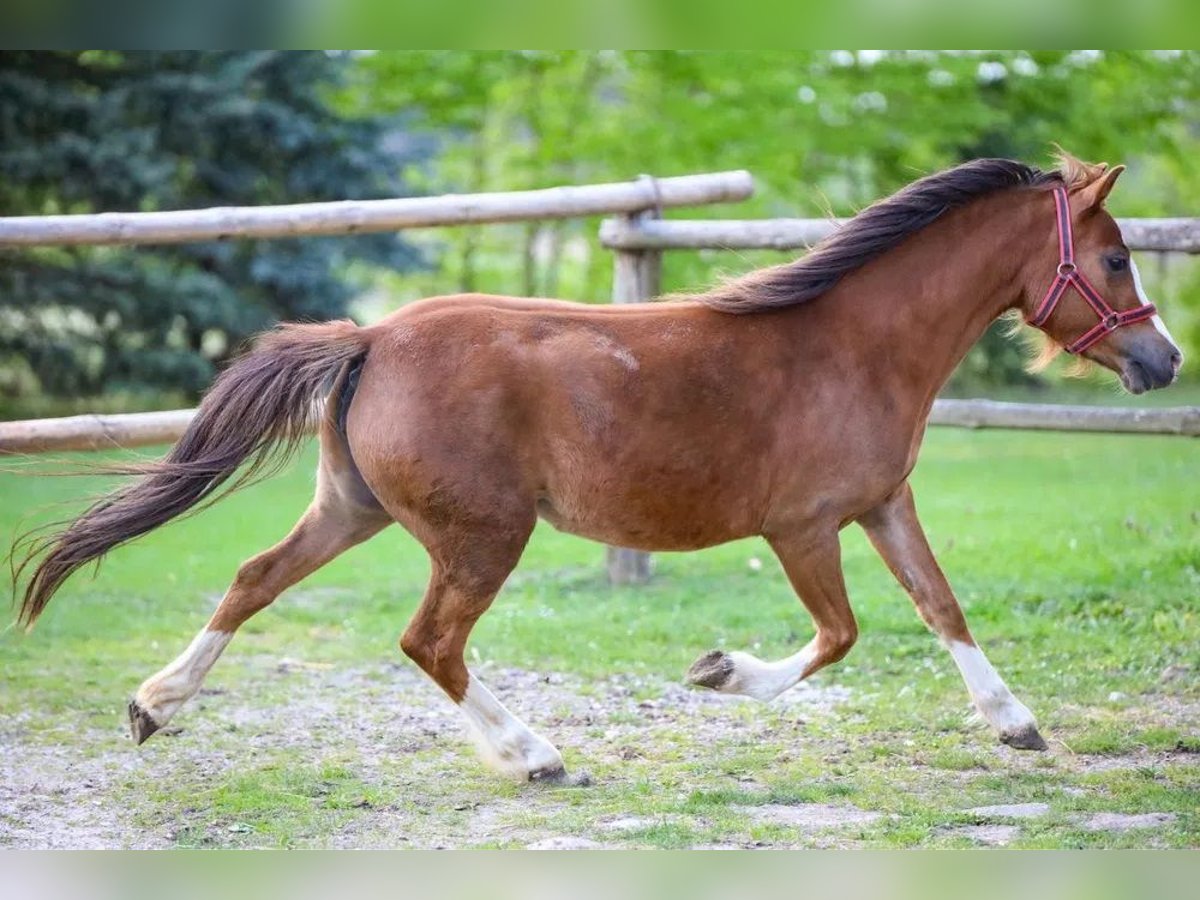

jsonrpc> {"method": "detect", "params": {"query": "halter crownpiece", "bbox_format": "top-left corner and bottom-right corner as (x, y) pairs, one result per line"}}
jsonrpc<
(1026, 185), (1156, 354)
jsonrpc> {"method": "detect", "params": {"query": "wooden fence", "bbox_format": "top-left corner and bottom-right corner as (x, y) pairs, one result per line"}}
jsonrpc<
(2, 398), (1196, 458)
(0, 171), (753, 247)
(599, 216), (1200, 253)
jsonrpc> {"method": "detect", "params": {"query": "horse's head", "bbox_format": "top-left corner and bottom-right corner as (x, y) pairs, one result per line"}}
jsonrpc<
(1020, 155), (1183, 394)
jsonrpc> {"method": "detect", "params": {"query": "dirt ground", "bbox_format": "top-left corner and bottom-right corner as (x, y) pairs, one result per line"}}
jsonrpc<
(0, 658), (848, 848)
(1, 656), (1193, 849)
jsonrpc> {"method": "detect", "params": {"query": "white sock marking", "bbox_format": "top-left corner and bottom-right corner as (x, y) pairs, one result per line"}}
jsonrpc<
(717, 644), (818, 702)
(135, 629), (232, 724)
(946, 640), (1036, 734)
(459, 675), (563, 779)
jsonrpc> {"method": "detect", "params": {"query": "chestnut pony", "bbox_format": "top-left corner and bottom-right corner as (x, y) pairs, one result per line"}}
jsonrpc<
(15, 155), (1183, 784)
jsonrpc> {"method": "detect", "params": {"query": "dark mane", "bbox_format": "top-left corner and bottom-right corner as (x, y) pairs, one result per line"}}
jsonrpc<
(697, 158), (1060, 314)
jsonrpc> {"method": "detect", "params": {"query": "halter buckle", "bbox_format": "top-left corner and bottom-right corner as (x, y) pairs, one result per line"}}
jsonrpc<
(1056, 261), (1076, 276)
(1103, 312), (1120, 331)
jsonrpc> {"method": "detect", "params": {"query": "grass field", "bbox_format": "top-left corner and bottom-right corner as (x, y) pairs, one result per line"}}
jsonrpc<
(1, 426), (1197, 848)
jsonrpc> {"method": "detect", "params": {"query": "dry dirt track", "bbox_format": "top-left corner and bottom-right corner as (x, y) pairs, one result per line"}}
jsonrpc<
(1, 656), (1192, 848)
(0, 657), (851, 849)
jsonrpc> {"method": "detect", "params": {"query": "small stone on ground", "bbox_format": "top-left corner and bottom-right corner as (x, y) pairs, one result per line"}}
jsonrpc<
(601, 816), (656, 832)
(966, 802), (1050, 820)
(1081, 812), (1176, 832)
(525, 836), (603, 850)
(741, 803), (881, 831)
(944, 824), (1021, 846)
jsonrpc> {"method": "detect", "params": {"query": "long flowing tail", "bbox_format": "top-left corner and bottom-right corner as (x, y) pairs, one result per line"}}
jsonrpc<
(13, 319), (370, 627)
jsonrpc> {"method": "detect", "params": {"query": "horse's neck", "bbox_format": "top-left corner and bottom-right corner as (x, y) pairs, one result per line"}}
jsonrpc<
(826, 191), (1043, 408)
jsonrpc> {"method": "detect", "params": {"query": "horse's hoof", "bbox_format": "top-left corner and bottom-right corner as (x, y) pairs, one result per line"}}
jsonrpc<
(529, 765), (592, 787)
(128, 698), (161, 745)
(1000, 724), (1048, 751)
(687, 649), (734, 690)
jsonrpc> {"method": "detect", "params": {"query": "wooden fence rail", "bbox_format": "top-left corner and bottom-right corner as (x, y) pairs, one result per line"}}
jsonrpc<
(0, 409), (197, 454)
(929, 399), (1200, 436)
(0, 171), (753, 247)
(2, 399), (1196, 457)
(599, 216), (1200, 253)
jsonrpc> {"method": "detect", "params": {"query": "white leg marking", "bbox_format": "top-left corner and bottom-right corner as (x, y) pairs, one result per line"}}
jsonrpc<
(459, 675), (563, 779)
(1132, 259), (1183, 360)
(135, 629), (232, 725)
(716, 644), (818, 702)
(946, 640), (1036, 735)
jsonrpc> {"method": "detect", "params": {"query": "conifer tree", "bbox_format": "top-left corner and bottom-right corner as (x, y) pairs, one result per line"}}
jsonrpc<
(0, 51), (422, 402)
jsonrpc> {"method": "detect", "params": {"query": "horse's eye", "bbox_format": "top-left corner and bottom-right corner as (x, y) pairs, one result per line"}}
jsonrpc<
(1105, 255), (1129, 273)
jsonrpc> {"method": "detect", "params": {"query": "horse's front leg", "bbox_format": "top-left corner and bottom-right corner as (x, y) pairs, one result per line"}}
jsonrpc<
(858, 482), (1047, 750)
(687, 527), (858, 701)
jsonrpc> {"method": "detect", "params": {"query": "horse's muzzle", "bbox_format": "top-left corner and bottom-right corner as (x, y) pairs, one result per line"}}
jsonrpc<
(1120, 345), (1182, 394)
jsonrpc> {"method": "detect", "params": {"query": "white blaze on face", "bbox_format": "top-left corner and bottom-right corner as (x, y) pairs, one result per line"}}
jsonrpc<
(1131, 259), (1183, 357)
(135, 629), (232, 724)
(946, 640), (1036, 734)
(459, 675), (563, 779)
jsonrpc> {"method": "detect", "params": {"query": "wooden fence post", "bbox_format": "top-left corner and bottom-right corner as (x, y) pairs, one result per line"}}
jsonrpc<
(605, 203), (661, 585)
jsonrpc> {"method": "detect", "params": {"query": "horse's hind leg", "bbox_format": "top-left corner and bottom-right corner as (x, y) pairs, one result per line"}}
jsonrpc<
(129, 431), (390, 743)
(858, 482), (1045, 750)
(398, 517), (585, 785)
(687, 527), (858, 701)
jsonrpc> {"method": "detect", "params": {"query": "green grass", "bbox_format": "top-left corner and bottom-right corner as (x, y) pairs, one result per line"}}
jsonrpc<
(1, 426), (1197, 848)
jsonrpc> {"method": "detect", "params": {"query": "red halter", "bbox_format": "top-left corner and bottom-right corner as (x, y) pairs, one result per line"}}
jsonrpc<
(1027, 185), (1156, 354)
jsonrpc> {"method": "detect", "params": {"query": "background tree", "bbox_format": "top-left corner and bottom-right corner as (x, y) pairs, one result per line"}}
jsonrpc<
(0, 50), (423, 411)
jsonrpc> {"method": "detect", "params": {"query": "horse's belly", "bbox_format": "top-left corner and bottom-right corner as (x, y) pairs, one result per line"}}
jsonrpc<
(534, 480), (756, 551)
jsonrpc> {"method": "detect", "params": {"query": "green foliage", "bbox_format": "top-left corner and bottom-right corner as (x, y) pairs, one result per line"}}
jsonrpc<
(0, 51), (423, 402)
(348, 50), (1200, 385)
(4, 51), (1199, 404)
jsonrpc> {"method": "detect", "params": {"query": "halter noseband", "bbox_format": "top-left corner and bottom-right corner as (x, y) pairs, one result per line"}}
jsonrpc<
(1026, 185), (1156, 354)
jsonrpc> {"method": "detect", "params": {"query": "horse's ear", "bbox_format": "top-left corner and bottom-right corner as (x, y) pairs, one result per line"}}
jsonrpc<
(1078, 164), (1125, 210)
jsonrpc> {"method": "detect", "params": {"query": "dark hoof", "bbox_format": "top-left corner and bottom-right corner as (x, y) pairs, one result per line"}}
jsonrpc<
(1000, 724), (1049, 751)
(687, 649), (734, 690)
(529, 765), (592, 787)
(128, 698), (161, 745)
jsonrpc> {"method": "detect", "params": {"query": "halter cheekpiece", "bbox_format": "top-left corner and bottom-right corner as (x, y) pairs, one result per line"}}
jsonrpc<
(1026, 185), (1156, 354)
